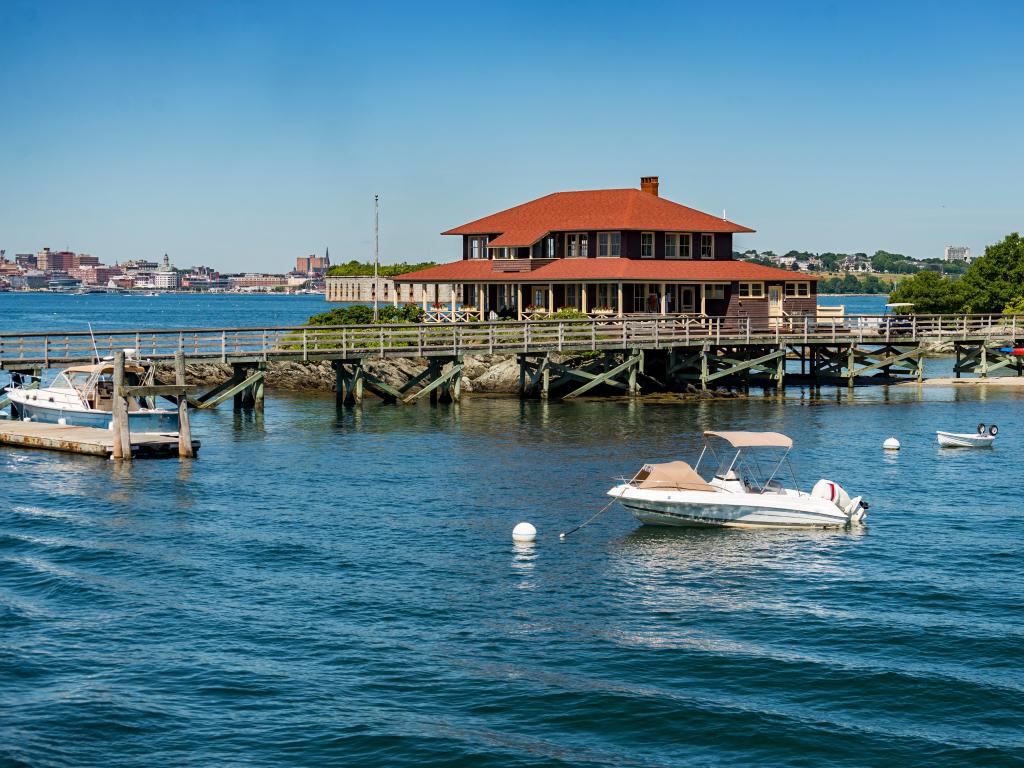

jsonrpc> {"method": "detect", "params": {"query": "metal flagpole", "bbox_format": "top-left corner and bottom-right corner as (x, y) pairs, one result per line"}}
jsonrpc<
(373, 194), (380, 323)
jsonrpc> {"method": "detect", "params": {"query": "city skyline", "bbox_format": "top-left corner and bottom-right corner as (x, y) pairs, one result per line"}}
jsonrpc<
(1, 1), (1021, 271)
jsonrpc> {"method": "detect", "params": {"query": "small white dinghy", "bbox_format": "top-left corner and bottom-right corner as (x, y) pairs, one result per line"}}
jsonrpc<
(936, 423), (998, 448)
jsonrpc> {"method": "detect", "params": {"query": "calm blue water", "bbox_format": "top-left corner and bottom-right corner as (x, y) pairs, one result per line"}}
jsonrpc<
(0, 291), (332, 334)
(4, 292), (1024, 767)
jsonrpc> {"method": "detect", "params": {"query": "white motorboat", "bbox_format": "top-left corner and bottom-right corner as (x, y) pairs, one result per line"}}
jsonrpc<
(4, 361), (180, 431)
(608, 430), (868, 529)
(936, 423), (997, 448)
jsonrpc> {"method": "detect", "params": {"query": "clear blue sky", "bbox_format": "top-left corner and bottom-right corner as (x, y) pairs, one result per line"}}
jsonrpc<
(1, 0), (1021, 271)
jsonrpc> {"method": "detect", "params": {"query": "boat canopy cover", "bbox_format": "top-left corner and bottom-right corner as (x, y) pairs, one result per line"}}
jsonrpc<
(65, 363), (146, 375)
(636, 461), (716, 492)
(703, 430), (793, 449)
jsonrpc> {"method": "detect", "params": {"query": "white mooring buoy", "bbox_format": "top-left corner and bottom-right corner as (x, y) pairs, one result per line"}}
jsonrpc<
(512, 522), (537, 542)
(883, 437), (901, 451)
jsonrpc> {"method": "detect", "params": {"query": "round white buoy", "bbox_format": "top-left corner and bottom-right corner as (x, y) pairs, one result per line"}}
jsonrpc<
(883, 437), (901, 451)
(512, 522), (537, 542)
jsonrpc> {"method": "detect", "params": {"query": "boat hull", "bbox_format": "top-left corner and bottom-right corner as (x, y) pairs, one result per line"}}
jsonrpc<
(611, 486), (852, 529)
(936, 431), (994, 448)
(11, 399), (179, 432)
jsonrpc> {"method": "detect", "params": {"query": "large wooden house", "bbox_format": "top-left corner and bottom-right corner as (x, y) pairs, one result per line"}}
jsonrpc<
(394, 176), (816, 320)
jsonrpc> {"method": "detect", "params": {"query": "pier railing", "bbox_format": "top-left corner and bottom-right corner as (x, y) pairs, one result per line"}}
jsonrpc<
(1, 314), (1019, 368)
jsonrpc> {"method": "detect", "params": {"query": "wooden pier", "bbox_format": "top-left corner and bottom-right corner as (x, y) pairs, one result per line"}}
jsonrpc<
(0, 420), (200, 458)
(1, 314), (1021, 405)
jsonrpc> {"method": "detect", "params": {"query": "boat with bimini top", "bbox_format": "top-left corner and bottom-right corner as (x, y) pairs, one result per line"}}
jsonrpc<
(3, 360), (180, 432)
(608, 430), (868, 529)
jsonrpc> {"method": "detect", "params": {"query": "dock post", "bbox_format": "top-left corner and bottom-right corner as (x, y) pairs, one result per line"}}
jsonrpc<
(847, 344), (855, 387)
(979, 344), (988, 378)
(253, 363), (266, 411)
(700, 343), (709, 390)
(450, 356), (463, 402)
(518, 354), (526, 399)
(348, 364), (364, 405)
(776, 344), (785, 388)
(333, 360), (345, 403)
(232, 364), (246, 410)
(112, 351), (132, 461)
(174, 352), (194, 458)
(541, 363), (550, 400)
(628, 351), (638, 396)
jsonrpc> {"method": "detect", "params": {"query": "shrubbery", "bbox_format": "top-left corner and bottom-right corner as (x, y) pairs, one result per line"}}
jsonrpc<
(306, 303), (425, 326)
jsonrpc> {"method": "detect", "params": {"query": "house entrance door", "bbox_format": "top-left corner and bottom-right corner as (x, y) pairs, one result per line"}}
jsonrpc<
(768, 285), (784, 326)
(679, 286), (696, 313)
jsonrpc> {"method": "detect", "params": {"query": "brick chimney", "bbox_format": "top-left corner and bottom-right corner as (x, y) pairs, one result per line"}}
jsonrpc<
(640, 176), (659, 196)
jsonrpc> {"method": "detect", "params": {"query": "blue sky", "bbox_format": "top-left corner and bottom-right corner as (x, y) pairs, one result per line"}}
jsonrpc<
(1, 0), (1021, 271)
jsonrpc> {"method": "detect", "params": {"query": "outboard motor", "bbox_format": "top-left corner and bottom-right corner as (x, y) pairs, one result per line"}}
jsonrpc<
(812, 479), (869, 524)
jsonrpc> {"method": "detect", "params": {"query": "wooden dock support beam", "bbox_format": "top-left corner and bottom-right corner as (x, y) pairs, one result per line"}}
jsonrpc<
(174, 352), (194, 458)
(111, 351), (131, 461)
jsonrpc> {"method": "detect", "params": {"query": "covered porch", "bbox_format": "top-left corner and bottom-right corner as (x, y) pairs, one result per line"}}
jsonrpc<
(399, 280), (731, 322)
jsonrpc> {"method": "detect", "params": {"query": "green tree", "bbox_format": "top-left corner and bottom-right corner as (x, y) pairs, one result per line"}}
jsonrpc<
(958, 233), (1024, 313)
(888, 270), (964, 313)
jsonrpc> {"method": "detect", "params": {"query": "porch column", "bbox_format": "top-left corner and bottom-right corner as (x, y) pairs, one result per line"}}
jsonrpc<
(547, 283), (554, 313)
(580, 283), (587, 313)
(393, 286), (399, 308)
(450, 284), (457, 318)
(479, 284), (485, 321)
(617, 283), (624, 318)
(701, 285), (707, 316)
(660, 283), (667, 315)
(516, 284), (523, 321)
(422, 284), (428, 311)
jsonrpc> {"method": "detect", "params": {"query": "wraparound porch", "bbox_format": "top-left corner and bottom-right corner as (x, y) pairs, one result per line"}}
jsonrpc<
(396, 281), (738, 321)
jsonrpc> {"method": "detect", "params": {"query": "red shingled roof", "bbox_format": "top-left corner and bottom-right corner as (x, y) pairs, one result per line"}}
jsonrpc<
(442, 188), (754, 247)
(393, 258), (816, 284)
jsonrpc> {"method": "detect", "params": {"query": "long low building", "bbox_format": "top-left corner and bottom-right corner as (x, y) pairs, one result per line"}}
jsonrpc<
(326, 275), (455, 305)
(393, 176), (816, 322)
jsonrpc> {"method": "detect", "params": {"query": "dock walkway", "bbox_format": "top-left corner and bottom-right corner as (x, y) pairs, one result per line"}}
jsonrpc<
(0, 420), (200, 458)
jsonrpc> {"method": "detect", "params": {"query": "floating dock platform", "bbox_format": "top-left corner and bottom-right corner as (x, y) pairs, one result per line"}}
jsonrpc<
(0, 420), (200, 459)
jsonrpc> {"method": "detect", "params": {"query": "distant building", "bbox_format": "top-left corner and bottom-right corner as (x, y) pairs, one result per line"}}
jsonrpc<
(15, 253), (36, 269)
(37, 248), (77, 273)
(326, 275), (455, 305)
(229, 273), (289, 290)
(944, 245), (972, 263)
(76, 254), (100, 267)
(154, 270), (180, 290)
(295, 250), (331, 275)
(69, 265), (124, 285)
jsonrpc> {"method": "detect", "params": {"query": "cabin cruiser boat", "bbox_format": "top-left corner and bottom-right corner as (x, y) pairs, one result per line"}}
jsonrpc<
(3, 361), (179, 431)
(608, 431), (868, 529)
(936, 423), (997, 448)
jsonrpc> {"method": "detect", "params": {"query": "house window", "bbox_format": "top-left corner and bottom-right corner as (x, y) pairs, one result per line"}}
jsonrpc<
(705, 284), (726, 300)
(469, 236), (489, 259)
(785, 281), (810, 298)
(545, 236), (555, 259)
(665, 233), (691, 259)
(738, 282), (765, 298)
(566, 233), (588, 258)
(641, 232), (654, 258)
(597, 232), (621, 257)
(565, 284), (577, 308)
(700, 234), (714, 259)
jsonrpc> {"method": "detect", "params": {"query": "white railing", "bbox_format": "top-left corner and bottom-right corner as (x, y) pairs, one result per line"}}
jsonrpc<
(0, 314), (1019, 367)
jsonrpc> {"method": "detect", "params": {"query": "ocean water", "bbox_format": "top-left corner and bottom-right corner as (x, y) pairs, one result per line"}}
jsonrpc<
(4, 292), (1023, 767)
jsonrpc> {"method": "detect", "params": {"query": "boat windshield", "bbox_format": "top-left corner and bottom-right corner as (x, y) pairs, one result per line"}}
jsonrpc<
(51, 372), (92, 391)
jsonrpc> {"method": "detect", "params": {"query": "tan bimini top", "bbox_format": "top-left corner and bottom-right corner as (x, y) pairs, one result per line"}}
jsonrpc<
(636, 461), (716, 492)
(703, 431), (793, 449)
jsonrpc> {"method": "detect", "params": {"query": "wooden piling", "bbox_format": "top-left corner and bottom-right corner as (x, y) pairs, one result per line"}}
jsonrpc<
(174, 352), (194, 458)
(112, 351), (132, 461)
